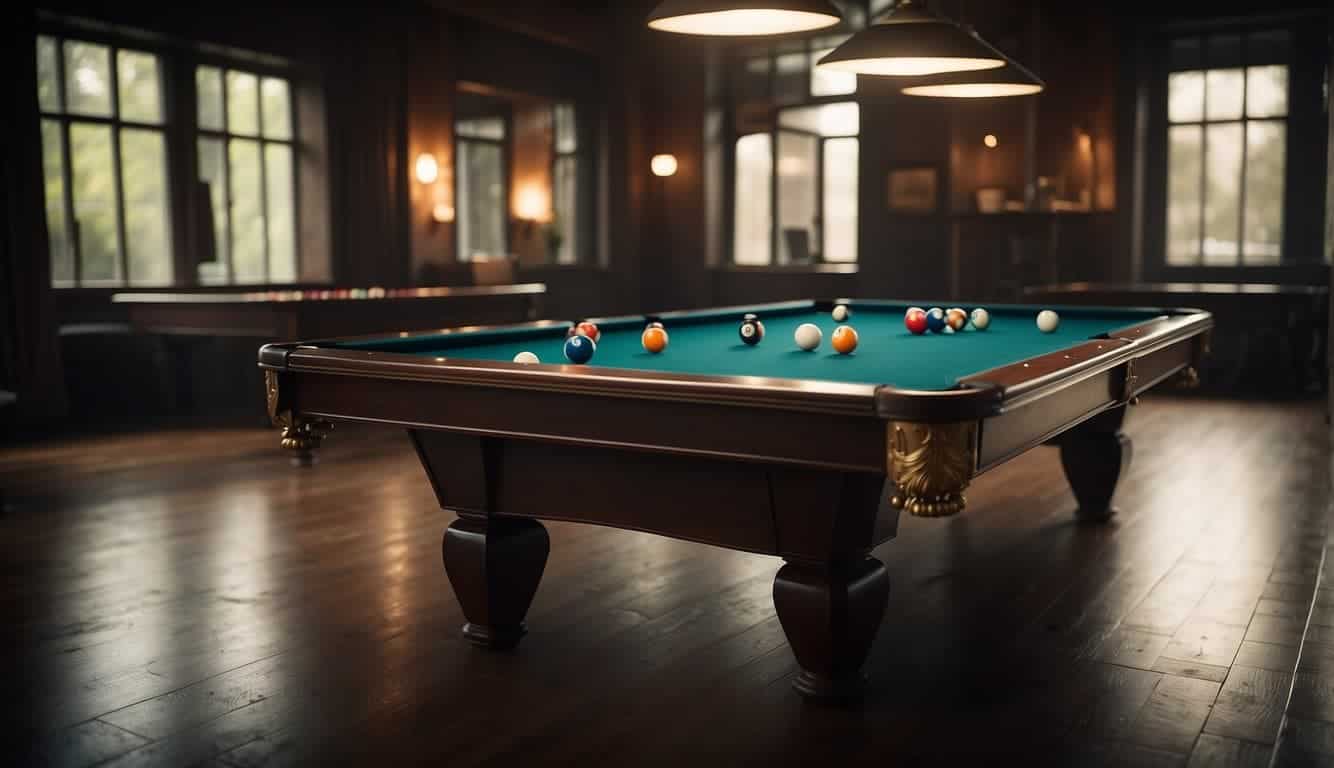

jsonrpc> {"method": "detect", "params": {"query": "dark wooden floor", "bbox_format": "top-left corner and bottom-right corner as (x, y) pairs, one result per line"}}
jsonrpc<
(4, 397), (1332, 767)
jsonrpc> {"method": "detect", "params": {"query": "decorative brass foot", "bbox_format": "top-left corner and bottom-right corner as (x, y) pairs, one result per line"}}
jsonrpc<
(265, 369), (330, 466)
(887, 420), (977, 517)
(1171, 365), (1201, 390)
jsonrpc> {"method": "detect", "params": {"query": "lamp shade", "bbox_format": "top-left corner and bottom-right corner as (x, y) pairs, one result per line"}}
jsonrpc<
(901, 59), (1045, 98)
(647, 0), (842, 37)
(817, 1), (1006, 77)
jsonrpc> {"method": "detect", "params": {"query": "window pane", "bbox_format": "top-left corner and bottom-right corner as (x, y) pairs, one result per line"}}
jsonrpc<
(69, 123), (121, 282)
(1243, 121), (1285, 265)
(1202, 123), (1243, 265)
(1166, 125), (1202, 266)
(457, 141), (507, 261)
(822, 138), (858, 263)
(197, 138), (229, 284)
(37, 36), (60, 112)
(197, 66), (223, 131)
(456, 118), (506, 140)
(778, 102), (859, 137)
(553, 155), (577, 264)
(264, 144), (296, 281)
(120, 129), (172, 285)
(228, 139), (265, 281)
(117, 50), (161, 124)
(63, 41), (112, 117)
(554, 103), (577, 154)
(773, 52), (807, 104)
(733, 133), (772, 265)
(733, 56), (771, 104)
(1167, 71), (1203, 123)
(1246, 65), (1288, 118)
(777, 131), (818, 264)
(1205, 68), (1243, 121)
(261, 78), (292, 140)
(226, 71), (260, 136)
(810, 48), (856, 97)
(41, 119), (73, 285)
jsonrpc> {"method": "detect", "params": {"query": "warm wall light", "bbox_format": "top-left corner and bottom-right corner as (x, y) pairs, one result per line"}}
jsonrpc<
(647, 0), (841, 37)
(983, 134), (998, 148)
(651, 154), (679, 177)
(515, 186), (549, 221)
(432, 203), (454, 223)
(415, 153), (439, 184)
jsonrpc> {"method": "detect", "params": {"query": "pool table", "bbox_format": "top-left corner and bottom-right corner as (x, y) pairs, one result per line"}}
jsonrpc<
(258, 299), (1211, 698)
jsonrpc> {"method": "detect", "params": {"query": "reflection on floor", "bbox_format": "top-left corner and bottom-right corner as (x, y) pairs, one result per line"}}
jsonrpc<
(2, 396), (1331, 767)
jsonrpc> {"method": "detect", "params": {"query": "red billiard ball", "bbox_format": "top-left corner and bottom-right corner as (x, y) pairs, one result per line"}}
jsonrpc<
(575, 321), (601, 343)
(904, 308), (928, 335)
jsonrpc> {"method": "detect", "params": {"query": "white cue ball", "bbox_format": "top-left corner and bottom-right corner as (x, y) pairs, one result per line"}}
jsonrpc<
(831, 304), (850, 322)
(512, 351), (540, 364)
(794, 323), (822, 351)
(970, 308), (991, 331)
(1036, 310), (1060, 333)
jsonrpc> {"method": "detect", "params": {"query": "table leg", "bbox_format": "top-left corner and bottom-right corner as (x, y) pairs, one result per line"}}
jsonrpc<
(1059, 406), (1132, 523)
(442, 516), (549, 650)
(772, 556), (890, 699)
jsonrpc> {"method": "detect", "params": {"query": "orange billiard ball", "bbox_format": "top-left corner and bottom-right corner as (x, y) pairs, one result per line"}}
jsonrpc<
(831, 325), (859, 355)
(641, 326), (669, 354)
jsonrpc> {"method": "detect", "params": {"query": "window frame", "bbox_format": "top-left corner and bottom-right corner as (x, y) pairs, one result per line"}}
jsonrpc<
(36, 18), (304, 289)
(551, 102), (579, 265)
(453, 112), (513, 263)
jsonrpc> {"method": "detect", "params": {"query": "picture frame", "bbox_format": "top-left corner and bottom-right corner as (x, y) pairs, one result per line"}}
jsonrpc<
(888, 167), (938, 214)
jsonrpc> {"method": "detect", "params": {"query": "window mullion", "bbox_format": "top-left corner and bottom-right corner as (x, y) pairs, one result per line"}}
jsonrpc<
(53, 37), (81, 287)
(108, 47), (131, 285)
(220, 70), (234, 284)
(256, 82), (270, 282)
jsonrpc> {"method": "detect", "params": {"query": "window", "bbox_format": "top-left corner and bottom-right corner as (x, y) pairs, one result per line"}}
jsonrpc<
(456, 116), (509, 261)
(38, 35), (172, 286)
(1165, 32), (1289, 266)
(552, 103), (578, 265)
(195, 66), (297, 284)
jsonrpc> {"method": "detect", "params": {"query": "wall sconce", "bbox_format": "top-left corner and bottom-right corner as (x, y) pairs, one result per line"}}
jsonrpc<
(432, 204), (454, 223)
(651, 154), (678, 178)
(415, 153), (439, 184)
(983, 134), (998, 149)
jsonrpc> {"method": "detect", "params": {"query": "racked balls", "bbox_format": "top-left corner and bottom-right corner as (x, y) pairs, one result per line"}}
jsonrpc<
(563, 335), (596, 364)
(831, 325), (858, 354)
(641, 326), (669, 353)
(738, 319), (764, 346)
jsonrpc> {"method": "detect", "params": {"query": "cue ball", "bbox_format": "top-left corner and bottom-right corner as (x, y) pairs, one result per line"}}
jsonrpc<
(831, 304), (850, 323)
(1036, 310), (1060, 333)
(831, 325), (858, 354)
(512, 351), (540, 364)
(641, 326), (669, 353)
(738, 320), (764, 346)
(970, 308), (991, 331)
(794, 323), (822, 351)
(925, 307), (947, 334)
(563, 335), (596, 364)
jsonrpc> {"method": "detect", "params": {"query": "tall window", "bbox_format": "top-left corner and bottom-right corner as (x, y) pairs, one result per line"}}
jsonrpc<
(195, 66), (297, 284)
(1165, 32), (1289, 267)
(552, 103), (578, 265)
(38, 35), (172, 286)
(456, 116), (508, 261)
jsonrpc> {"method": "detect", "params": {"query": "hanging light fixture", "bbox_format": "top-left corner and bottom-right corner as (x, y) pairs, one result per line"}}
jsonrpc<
(647, 0), (842, 37)
(901, 59), (1044, 98)
(817, 0), (1007, 77)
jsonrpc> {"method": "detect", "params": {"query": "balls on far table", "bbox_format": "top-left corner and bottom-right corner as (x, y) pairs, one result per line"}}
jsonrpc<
(831, 304), (850, 323)
(945, 308), (968, 332)
(512, 351), (540, 364)
(925, 307), (947, 334)
(794, 323), (822, 351)
(1036, 309), (1060, 333)
(904, 307), (928, 335)
(563, 335), (596, 364)
(575, 321), (601, 343)
(641, 326), (669, 353)
(646, 320), (664, 330)
(831, 325), (859, 355)
(742, 313), (759, 323)
(738, 320), (764, 346)
(970, 308), (991, 331)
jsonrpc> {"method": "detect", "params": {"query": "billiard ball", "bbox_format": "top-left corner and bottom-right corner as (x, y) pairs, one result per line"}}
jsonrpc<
(970, 308), (991, 331)
(512, 351), (540, 364)
(1036, 310), (1060, 333)
(831, 325), (858, 354)
(739, 320), (764, 345)
(831, 304), (850, 323)
(563, 335), (596, 364)
(742, 313), (759, 323)
(575, 321), (601, 343)
(925, 307), (947, 334)
(646, 320), (664, 330)
(642, 326), (669, 353)
(904, 308), (928, 335)
(794, 323), (822, 351)
(946, 308), (968, 332)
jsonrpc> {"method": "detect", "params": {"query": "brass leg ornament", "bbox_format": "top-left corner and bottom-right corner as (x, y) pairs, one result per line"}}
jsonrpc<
(1171, 365), (1201, 390)
(887, 420), (977, 517)
(265, 369), (331, 466)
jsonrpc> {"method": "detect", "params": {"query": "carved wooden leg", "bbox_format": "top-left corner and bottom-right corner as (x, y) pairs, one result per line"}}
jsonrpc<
(1059, 406), (1132, 523)
(772, 556), (890, 699)
(442, 516), (549, 650)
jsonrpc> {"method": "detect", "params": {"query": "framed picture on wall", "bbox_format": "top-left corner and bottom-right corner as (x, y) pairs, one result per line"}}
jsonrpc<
(888, 167), (938, 214)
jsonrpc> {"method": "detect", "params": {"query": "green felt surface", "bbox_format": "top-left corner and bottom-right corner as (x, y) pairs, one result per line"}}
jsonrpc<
(333, 303), (1162, 391)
